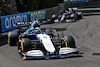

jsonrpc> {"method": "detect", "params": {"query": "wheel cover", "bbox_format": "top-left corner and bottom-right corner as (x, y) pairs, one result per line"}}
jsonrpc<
(19, 40), (24, 51)
(18, 41), (26, 60)
(18, 42), (22, 55)
(61, 38), (68, 47)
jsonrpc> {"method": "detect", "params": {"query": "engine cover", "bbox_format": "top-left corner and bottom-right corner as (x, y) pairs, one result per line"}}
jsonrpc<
(37, 34), (55, 53)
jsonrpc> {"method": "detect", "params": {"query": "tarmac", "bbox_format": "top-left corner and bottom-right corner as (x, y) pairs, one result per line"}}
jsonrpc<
(0, 7), (100, 67)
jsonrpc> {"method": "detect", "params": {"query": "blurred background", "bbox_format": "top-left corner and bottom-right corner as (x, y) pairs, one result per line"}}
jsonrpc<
(0, 0), (100, 16)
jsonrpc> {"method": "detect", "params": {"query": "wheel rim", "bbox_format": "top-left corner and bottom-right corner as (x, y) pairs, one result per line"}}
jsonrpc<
(18, 42), (23, 55)
(61, 40), (66, 48)
(18, 44), (21, 53)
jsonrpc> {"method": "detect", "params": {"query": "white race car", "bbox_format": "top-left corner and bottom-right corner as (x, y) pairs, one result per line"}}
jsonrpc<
(8, 21), (81, 60)
(51, 7), (83, 23)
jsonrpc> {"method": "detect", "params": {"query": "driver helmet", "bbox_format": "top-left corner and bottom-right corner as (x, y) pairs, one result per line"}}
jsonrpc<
(34, 27), (41, 34)
(31, 21), (40, 29)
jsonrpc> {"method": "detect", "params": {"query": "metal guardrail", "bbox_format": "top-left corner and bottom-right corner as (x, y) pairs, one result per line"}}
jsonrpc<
(64, 1), (100, 9)
(46, 1), (100, 19)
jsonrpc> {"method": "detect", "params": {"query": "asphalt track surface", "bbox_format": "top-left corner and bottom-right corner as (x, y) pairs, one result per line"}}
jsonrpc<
(1, 7), (100, 67)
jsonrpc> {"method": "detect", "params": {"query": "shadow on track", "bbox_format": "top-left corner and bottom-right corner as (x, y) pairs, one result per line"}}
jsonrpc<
(41, 28), (67, 31)
(0, 36), (8, 46)
(23, 55), (83, 61)
(80, 9), (100, 16)
(84, 14), (100, 16)
(80, 10), (100, 13)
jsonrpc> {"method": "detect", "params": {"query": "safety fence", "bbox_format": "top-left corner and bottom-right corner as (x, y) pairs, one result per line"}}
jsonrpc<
(46, 1), (100, 19)
(0, 9), (46, 33)
(65, 1), (100, 8)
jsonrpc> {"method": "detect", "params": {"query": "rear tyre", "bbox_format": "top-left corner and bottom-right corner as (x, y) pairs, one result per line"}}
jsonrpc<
(46, 29), (54, 38)
(61, 35), (76, 48)
(8, 31), (18, 46)
(71, 14), (76, 22)
(73, 14), (76, 22)
(51, 14), (58, 23)
(46, 29), (52, 34)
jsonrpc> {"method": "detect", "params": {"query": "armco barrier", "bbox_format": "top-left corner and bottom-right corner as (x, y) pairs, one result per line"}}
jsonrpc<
(58, 1), (100, 11)
(46, 6), (58, 18)
(65, 1), (100, 8)
(28, 9), (46, 21)
(0, 12), (29, 32)
(0, 18), (51, 37)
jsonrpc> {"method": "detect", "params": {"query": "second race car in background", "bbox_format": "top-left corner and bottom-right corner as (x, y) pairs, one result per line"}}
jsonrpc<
(51, 7), (83, 23)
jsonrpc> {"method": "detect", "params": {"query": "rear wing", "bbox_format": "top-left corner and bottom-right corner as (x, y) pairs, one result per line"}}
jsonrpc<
(16, 22), (32, 27)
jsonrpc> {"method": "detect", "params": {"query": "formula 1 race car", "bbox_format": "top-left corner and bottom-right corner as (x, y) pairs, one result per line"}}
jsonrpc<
(8, 21), (80, 60)
(51, 7), (83, 23)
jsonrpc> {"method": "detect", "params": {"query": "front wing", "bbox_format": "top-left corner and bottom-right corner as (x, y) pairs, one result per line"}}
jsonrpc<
(20, 48), (81, 60)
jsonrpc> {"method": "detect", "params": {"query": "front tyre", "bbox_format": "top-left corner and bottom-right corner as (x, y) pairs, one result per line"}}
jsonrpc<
(18, 38), (31, 52)
(61, 35), (76, 48)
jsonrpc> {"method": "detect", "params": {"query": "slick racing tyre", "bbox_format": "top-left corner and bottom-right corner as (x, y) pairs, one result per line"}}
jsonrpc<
(51, 14), (58, 23)
(8, 31), (18, 46)
(18, 38), (31, 52)
(46, 29), (54, 38)
(77, 12), (83, 19)
(61, 35), (76, 48)
(71, 14), (76, 22)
